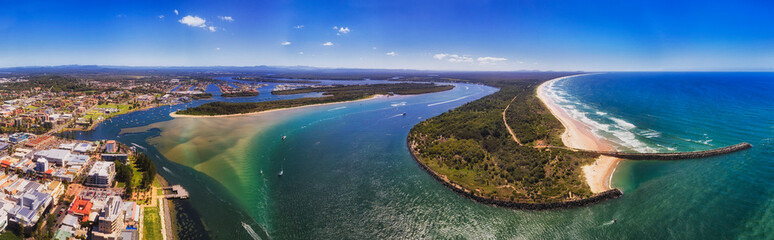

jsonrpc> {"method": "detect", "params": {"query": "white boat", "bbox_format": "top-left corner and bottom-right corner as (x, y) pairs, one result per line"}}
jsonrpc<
(278, 167), (284, 177)
(282, 135), (287, 140)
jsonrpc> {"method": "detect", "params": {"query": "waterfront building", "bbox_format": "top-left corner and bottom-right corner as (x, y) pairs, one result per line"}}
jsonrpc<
(105, 140), (118, 153)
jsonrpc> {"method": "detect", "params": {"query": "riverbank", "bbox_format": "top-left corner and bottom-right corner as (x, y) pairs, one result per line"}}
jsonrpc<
(170, 94), (386, 118)
(537, 74), (620, 193)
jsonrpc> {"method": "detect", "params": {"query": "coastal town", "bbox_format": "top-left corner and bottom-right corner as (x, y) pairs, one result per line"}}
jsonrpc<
(0, 73), (207, 240)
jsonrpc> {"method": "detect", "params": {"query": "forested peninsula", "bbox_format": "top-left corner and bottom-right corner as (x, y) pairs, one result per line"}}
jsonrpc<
(407, 73), (615, 207)
(176, 83), (453, 116)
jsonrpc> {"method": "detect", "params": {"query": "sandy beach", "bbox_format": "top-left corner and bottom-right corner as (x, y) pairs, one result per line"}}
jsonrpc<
(169, 94), (387, 118)
(537, 74), (621, 193)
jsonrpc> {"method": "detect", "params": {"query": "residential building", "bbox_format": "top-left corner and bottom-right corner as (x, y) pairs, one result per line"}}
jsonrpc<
(105, 140), (118, 153)
(92, 196), (124, 240)
(85, 161), (115, 188)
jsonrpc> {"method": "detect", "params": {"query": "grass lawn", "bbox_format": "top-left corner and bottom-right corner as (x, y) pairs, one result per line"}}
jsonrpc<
(143, 206), (162, 240)
(130, 161), (143, 187)
(0, 231), (21, 240)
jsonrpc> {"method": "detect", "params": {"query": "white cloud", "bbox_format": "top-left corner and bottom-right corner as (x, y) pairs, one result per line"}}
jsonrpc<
(477, 56), (507, 64)
(333, 26), (350, 35)
(208, 26), (217, 32)
(372, 47), (377, 50)
(433, 53), (473, 63)
(299, 52), (304, 55)
(215, 47), (220, 51)
(179, 15), (207, 28)
(386, 52), (397, 56)
(158, 15), (165, 19)
(218, 16), (234, 22)
(174, 9), (179, 15)
(322, 42), (334, 46)
(433, 53), (448, 60)
(281, 41), (291, 46)
(294, 25), (304, 29)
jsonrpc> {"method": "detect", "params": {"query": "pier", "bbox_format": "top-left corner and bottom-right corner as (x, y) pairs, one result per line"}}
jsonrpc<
(590, 142), (752, 160)
(161, 185), (190, 199)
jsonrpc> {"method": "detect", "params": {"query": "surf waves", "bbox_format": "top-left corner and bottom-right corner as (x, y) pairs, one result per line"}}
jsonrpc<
(543, 79), (666, 153)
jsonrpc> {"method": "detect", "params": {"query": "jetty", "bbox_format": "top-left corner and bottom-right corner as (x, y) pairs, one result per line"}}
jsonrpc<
(161, 185), (190, 199)
(591, 142), (752, 160)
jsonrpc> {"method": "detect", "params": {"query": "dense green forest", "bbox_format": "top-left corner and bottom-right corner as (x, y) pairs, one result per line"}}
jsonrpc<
(408, 73), (599, 203)
(178, 83), (453, 116)
(221, 91), (260, 98)
(191, 93), (213, 99)
(176, 94), (366, 116)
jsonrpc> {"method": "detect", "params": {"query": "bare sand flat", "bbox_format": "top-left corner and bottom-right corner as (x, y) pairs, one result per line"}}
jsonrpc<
(537, 75), (620, 193)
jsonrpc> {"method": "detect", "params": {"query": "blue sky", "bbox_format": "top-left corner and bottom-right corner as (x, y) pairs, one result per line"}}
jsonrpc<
(0, 0), (773, 71)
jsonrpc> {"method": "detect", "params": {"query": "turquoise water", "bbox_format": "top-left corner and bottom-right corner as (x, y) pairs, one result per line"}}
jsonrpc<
(546, 73), (774, 238)
(74, 73), (773, 239)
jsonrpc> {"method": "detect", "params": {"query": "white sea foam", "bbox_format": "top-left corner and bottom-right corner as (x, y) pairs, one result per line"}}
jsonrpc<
(543, 77), (661, 153)
(639, 129), (662, 138)
(328, 106), (347, 111)
(609, 117), (637, 130)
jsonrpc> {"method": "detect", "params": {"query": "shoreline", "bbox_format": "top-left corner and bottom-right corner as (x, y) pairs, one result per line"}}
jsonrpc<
(536, 73), (622, 194)
(407, 140), (623, 210)
(169, 94), (387, 118)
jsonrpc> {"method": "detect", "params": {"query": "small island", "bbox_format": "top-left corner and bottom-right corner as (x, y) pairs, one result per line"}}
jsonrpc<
(221, 91), (260, 98)
(191, 93), (213, 100)
(175, 83), (454, 116)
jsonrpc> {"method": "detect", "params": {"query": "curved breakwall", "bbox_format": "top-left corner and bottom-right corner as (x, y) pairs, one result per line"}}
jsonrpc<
(593, 142), (752, 160)
(408, 140), (623, 210)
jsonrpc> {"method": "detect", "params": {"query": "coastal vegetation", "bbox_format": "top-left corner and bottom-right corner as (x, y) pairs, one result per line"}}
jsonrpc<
(408, 73), (601, 203)
(191, 93), (213, 100)
(221, 91), (259, 98)
(177, 83), (453, 116)
(272, 83), (454, 96)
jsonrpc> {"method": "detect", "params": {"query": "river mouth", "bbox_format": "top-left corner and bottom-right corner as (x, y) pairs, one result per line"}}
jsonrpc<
(117, 82), (498, 238)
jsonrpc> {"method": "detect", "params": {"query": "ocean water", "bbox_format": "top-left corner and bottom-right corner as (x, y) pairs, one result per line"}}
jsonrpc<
(74, 73), (773, 239)
(546, 73), (774, 238)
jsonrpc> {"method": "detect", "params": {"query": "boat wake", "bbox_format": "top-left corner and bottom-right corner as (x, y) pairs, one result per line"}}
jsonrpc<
(601, 219), (617, 226)
(130, 143), (146, 150)
(427, 95), (471, 107)
(390, 102), (407, 107)
(241, 222), (262, 240)
(162, 167), (175, 176)
(328, 106), (347, 111)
